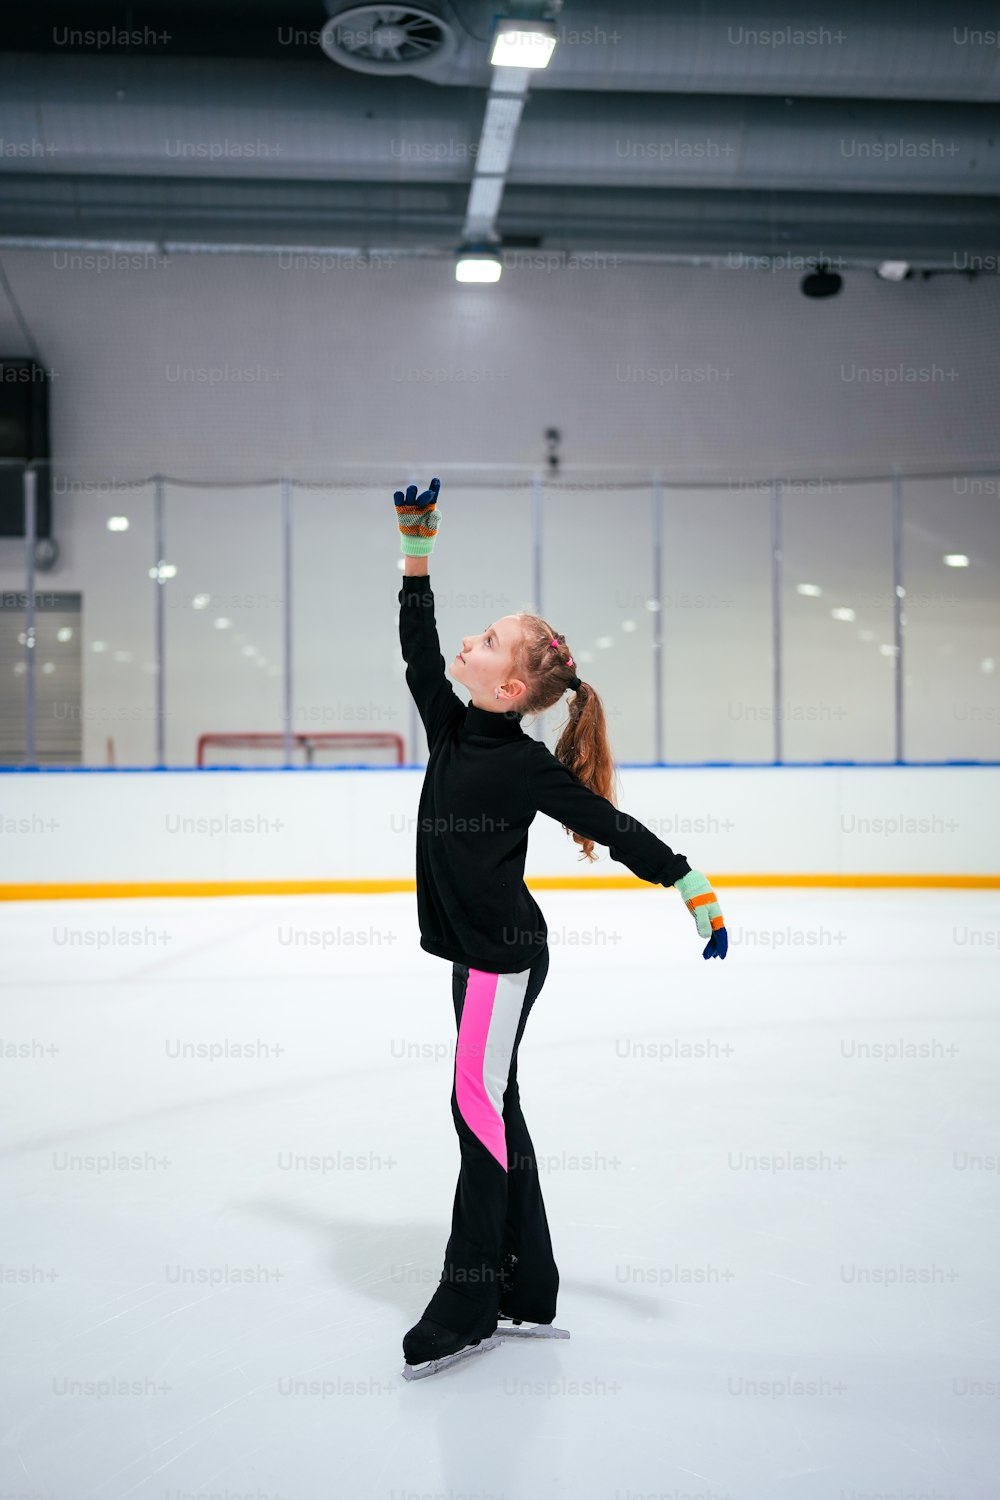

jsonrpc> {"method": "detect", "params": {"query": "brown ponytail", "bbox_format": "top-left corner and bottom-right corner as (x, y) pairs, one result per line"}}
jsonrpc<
(511, 615), (620, 863)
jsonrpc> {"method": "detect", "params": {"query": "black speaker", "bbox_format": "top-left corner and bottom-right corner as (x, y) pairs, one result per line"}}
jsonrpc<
(0, 359), (51, 539)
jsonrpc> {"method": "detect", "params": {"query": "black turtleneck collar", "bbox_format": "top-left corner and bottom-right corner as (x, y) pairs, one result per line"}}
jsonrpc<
(462, 702), (525, 740)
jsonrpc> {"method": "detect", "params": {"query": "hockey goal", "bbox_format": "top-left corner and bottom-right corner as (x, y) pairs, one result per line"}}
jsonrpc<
(195, 731), (405, 768)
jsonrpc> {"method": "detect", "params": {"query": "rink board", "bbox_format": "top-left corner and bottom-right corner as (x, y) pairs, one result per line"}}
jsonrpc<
(0, 765), (996, 895)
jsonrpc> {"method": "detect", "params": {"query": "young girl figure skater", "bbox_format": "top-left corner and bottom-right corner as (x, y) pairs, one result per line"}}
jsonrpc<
(394, 477), (728, 1380)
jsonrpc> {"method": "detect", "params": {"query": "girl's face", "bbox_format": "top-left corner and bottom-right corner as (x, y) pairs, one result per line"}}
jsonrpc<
(449, 615), (527, 711)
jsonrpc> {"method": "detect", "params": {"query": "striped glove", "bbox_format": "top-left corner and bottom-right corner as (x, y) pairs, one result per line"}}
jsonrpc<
(674, 869), (728, 960)
(394, 477), (442, 556)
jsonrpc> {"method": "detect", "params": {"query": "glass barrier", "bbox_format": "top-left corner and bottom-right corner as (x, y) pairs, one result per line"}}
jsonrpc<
(67, 477), (157, 767)
(781, 479), (895, 761)
(903, 476), (1000, 761)
(0, 456), (31, 762)
(293, 483), (401, 763)
(2, 467), (998, 767)
(661, 483), (773, 762)
(541, 481), (656, 764)
(163, 482), (284, 766)
(0, 464), (158, 767)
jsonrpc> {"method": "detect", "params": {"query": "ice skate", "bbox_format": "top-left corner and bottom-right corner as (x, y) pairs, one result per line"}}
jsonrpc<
(496, 1315), (570, 1340)
(401, 1315), (503, 1381)
(496, 1251), (569, 1338)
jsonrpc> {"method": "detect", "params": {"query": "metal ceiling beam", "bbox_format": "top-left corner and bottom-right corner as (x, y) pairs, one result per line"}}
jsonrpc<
(456, 0), (567, 247)
(4, 2), (999, 102)
(0, 56), (997, 198)
(2, 177), (999, 267)
(461, 65), (531, 243)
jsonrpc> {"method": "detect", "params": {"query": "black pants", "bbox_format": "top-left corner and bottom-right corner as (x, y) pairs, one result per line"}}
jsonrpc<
(420, 945), (558, 1333)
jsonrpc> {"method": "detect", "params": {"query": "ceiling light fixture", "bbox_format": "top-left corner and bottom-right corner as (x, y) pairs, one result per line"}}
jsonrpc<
(490, 18), (557, 68)
(455, 243), (502, 283)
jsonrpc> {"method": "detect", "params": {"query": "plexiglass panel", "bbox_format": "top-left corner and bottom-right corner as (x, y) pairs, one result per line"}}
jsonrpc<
(781, 480), (895, 761)
(3, 468), (997, 768)
(55, 475), (157, 767)
(661, 484), (772, 762)
(903, 476), (1000, 760)
(540, 482), (656, 764)
(163, 484), (283, 765)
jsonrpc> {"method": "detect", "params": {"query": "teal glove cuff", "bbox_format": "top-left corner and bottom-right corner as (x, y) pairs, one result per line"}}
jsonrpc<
(400, 534), (438, 556)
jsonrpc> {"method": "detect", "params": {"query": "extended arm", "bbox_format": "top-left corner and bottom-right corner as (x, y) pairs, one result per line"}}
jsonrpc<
(526, 745), (690, 886)
(526, 744), (728, 959)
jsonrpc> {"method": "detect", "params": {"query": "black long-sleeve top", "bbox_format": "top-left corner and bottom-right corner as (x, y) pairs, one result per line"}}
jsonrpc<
(398, 571), (691, 973)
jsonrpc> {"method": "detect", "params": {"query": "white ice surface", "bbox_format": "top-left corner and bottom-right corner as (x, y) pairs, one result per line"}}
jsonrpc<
(2, 887), (998, 1500)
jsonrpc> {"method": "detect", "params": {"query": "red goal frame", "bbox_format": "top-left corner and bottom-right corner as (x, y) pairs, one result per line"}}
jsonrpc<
(195, 732), (405, 767)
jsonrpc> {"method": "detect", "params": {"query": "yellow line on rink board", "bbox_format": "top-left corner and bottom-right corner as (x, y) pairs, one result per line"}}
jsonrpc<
(0, 874), (998, 900)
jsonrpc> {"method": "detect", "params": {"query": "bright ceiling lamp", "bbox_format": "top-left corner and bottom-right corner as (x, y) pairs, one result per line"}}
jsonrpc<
(490, 17), (557, 68)
(455, 244), (502, 283)
(943, 553), (970, 567)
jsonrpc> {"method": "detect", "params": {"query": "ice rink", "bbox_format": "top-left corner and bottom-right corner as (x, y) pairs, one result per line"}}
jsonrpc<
(3, 884), (998, 1500)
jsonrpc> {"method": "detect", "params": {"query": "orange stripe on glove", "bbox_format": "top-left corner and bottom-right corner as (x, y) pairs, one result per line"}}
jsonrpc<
(674, 869), (728, 960)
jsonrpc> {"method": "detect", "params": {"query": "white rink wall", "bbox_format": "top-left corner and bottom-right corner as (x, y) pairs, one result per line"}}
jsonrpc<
(1, 766), (997, 886)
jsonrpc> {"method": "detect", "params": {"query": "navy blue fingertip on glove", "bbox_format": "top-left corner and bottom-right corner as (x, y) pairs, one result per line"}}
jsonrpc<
(394, 477), (441, 556)
(702, 926), (728, 960)
(674, 869), (728, 961)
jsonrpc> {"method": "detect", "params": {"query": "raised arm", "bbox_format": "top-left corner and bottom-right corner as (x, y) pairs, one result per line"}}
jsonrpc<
(395, 479), (465, 747)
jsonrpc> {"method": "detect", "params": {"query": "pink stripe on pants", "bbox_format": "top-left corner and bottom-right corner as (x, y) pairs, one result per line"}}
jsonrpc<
(454, 966), (524, 1171)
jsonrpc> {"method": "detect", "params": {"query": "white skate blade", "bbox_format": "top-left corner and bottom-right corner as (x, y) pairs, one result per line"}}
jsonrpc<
(401, 1332), (503, 1381)
(496, 1320), (570, 1340)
